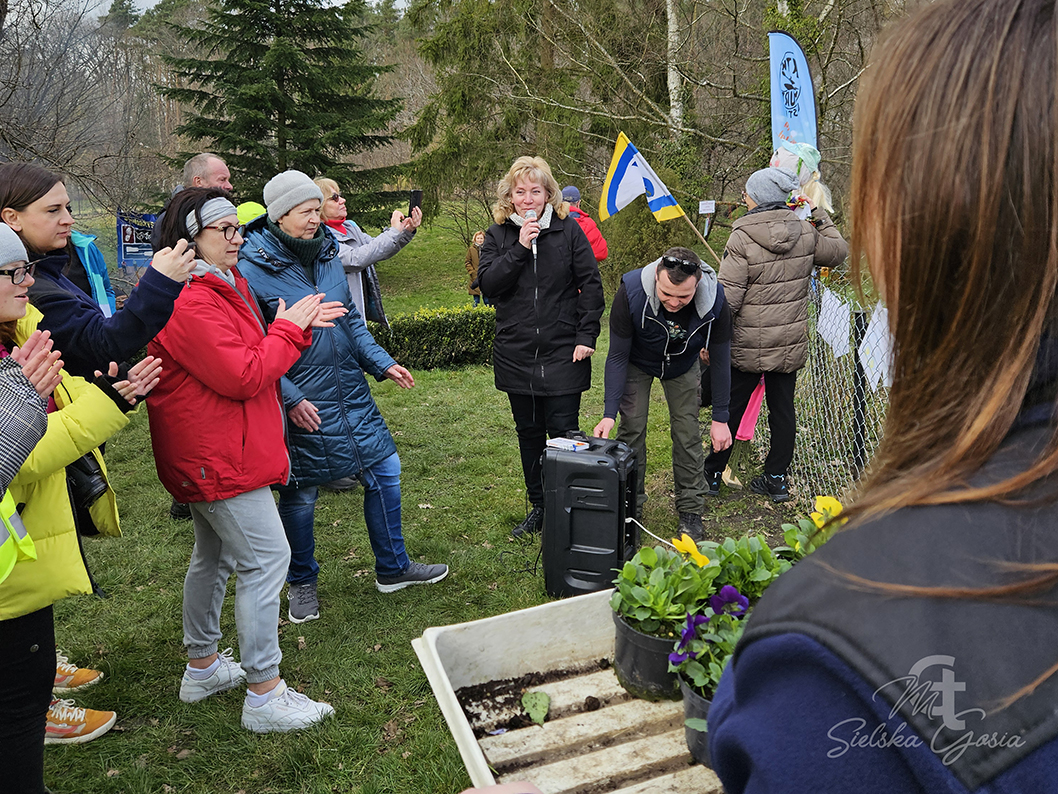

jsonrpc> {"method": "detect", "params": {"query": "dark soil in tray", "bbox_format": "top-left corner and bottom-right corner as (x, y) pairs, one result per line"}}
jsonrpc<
(456, 659), (611, 739)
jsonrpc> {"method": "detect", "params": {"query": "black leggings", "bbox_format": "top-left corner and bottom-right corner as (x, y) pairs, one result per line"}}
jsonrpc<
(507, 392), (582, 507)
(704, 368), (799, 476)
(0, 605), (55, 794)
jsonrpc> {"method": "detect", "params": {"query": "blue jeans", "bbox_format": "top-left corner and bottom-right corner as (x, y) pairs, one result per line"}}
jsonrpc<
(277, 453), (410, 583)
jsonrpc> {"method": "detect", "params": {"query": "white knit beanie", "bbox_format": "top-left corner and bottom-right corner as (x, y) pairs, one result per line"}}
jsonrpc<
(263, 170), (324, 222)
(0, 223), (28, 268)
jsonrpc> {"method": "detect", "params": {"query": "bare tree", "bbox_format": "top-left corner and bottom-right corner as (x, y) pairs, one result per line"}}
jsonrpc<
(0, 0), (165, 208)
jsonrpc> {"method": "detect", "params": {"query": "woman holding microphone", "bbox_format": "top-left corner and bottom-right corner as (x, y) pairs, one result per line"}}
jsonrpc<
(478, 156), (604, 538)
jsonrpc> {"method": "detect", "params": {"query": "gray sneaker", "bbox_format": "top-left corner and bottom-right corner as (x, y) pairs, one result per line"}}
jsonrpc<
(677, 512), (704, 542)
(375, 562), (449, 593)
(288, 582), (320, 623)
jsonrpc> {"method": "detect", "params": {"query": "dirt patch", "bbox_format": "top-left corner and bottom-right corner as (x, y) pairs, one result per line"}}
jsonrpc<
(701, 488), (800, 547)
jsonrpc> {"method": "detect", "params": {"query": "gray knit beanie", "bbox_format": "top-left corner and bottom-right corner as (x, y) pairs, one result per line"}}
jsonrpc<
(263, 170), (324, 222)
(745, 167), (799, 206)
(0, 223), (28, 268)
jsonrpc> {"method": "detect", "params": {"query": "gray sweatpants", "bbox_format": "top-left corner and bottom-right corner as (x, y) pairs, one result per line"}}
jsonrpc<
(184, 488), (290, 684)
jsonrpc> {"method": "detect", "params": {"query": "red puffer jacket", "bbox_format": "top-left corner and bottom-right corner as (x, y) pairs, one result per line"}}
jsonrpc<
(569, 208), (608, 261)
(146, 267), (312, 502)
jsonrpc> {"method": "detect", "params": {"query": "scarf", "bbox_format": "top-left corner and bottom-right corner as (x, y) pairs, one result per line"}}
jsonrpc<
(509, 203), (554, 230)
(190, 259), (236, 288)
(266, 218), (326, 270)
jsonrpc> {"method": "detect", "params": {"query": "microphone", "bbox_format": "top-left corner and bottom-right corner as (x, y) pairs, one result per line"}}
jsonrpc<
(525, 209), (537, 258)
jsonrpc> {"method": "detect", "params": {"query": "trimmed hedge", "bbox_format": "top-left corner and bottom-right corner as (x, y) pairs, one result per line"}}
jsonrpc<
(368, 305), (495, 370)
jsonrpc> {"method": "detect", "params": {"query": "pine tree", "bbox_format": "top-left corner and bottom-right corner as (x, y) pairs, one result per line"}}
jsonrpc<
(161, 0), (402, 222)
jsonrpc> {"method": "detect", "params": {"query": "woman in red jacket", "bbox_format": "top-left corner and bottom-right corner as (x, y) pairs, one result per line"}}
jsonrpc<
(148, 188), (345, 733)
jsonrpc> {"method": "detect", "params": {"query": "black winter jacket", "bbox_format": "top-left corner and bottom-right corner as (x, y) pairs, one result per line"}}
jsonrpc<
(478, 213), (604, 396)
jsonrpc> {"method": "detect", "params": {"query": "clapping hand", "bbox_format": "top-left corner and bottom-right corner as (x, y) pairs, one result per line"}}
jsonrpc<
(95, 357), (163, 406)
(10, 330), (63, 398)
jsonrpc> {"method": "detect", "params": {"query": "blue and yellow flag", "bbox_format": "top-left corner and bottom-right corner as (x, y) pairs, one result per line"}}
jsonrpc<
(600, 133), (685, 223)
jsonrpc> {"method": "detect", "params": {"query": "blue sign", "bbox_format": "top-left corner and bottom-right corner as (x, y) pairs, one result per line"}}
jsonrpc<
(117, 209), (156, 275)
(769, 31), (817, 152)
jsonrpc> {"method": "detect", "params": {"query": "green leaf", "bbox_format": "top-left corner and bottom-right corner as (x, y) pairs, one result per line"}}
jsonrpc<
(522, 691), (550, 726)
(685, 717), (709, 733)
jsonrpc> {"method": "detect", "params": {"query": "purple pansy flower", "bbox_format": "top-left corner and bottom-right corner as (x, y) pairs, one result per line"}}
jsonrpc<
(709, 585), (749, 617)
(669, 612), (709, 665)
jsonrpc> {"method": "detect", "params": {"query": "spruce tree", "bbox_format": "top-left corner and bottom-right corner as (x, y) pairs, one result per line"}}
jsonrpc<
(162, 0), (402, 222)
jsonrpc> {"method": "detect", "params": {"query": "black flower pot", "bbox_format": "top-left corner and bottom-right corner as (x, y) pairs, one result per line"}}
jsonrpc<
(679, 675), (713, 767)
(611, 611), (680, 701)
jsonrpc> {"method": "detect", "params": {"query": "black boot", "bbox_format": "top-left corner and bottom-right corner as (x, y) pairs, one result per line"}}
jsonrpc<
(512, 505), (544, 538)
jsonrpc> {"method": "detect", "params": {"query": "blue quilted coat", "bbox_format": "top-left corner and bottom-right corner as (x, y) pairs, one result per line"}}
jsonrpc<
(237, 217), (398, 487)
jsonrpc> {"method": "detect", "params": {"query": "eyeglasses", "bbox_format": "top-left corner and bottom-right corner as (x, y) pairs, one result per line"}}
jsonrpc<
(202, 225), (241, 242)
(329, 194), (343, 202)
(660, 256), (700, 276)
(0, 262), (36, 285)
(741, 190), (749, 204)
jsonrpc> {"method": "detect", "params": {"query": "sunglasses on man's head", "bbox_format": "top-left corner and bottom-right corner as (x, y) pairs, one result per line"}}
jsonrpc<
(0, 262), (37, 285)
(660, 256), (700, 275)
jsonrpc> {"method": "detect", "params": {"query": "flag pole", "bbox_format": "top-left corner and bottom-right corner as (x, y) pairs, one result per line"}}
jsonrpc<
(679, 212), (722, 267)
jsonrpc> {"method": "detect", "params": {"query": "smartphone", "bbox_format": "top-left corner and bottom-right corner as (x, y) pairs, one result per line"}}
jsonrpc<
(409, 189), (423, 216)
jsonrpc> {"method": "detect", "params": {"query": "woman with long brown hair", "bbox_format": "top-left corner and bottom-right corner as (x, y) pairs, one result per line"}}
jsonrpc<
(708, 0), (1058, 790)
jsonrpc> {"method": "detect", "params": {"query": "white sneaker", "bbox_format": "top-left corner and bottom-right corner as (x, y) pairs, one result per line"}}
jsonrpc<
(241, 680), (335, 733)
(179, 648), (246, 703)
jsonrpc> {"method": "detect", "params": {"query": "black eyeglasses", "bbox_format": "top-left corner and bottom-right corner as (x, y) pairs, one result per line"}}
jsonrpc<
(660, 256), (700, 276)
(328, 193), (343, 202)
(202, 225), (241, 242)
(0, 262), (37, 285)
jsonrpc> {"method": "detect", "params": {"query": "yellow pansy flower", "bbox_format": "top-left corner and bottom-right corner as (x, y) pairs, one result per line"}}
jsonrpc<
(815, 495), (843, 515)
(672, 533), (710, 567)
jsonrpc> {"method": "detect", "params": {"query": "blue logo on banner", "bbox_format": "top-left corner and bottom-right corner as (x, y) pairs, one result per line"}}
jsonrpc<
(780, 52), (801, 117)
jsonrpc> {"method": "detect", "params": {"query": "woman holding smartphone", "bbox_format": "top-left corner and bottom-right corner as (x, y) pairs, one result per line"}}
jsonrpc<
(314, 177), (422, 331)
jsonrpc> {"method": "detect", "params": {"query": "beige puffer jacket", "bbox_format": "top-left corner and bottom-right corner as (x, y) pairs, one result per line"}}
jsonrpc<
(719, 207), (847, 373)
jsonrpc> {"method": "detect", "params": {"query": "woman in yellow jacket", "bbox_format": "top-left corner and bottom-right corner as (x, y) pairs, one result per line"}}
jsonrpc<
(0, 223), (160, 792)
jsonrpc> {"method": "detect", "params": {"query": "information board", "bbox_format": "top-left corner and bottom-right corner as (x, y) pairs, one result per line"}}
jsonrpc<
(117, 210), (156, 276)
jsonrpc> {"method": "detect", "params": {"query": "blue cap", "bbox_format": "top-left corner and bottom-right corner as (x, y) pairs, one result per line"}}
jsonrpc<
(561, 185), (581, 203)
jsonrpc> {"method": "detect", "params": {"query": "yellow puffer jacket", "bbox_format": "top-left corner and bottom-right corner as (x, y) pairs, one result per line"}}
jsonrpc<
(0, 307), (128, 621)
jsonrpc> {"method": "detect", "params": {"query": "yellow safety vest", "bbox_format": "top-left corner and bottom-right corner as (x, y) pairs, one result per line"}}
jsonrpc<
(0, 489), (36, 584)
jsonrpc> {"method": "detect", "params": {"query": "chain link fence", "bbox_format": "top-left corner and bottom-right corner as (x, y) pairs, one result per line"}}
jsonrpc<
(725, 269), (891, 507)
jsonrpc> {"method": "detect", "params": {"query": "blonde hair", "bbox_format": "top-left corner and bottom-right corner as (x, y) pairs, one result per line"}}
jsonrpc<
(492, 156), (569, 224)
(314, 177), (340, 197)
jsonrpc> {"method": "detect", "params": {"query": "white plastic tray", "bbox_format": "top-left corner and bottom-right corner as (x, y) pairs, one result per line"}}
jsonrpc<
(412, 590), (722, 793)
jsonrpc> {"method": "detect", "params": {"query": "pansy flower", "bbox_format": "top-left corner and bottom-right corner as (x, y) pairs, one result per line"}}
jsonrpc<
(669, 612), (708, 665)
(672, 533), (710, 567)
(709, 585), (748, 618)
(811, 495), (844, 529)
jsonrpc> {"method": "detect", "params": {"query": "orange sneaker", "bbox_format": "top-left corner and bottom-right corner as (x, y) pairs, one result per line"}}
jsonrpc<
(44, 699), (117, 745)
(54, 650), (104, 694)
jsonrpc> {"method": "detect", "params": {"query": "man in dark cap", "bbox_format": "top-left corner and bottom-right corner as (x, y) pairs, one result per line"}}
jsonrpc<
(562, 186), (608, 262)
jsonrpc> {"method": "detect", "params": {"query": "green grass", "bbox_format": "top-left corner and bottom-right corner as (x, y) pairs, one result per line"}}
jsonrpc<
(47, 214), (803, 793)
